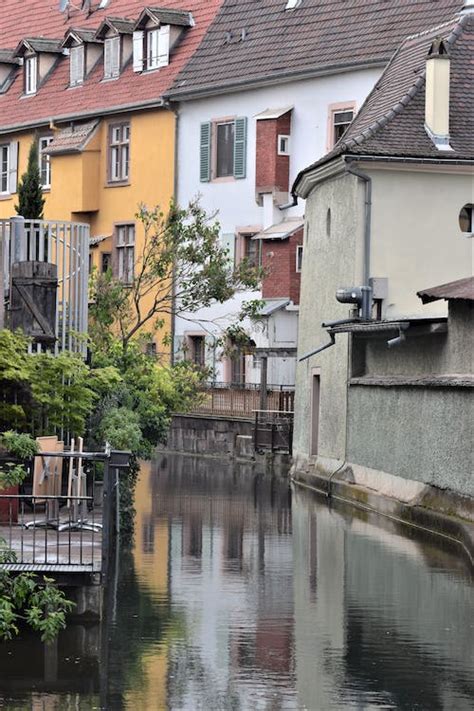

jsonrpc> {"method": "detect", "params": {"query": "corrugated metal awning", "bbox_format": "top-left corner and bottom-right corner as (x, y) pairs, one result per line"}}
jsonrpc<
(253, 218), (304, 241)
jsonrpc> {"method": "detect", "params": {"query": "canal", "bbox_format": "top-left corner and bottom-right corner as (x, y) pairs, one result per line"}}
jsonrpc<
(0, 453), (473, 710)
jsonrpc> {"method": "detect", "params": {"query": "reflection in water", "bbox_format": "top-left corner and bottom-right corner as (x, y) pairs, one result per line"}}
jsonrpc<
(0, 453), (472, 710)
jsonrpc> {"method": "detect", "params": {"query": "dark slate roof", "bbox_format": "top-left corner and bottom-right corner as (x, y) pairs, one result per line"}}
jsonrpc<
(0, 49), (20, 65)
(418, 277), (474, 303)
(14, 37), (64, 56)
(95, 17), (136, 38)
(63, 28), (103, 47)
(135, 7), (194, 29)
(294, 11), (474, 193)
(168, 0), (462, 99)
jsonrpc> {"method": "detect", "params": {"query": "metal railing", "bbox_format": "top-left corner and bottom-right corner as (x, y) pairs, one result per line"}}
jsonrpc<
(189, 382), (295, 418)
(1, 217), (90, 355)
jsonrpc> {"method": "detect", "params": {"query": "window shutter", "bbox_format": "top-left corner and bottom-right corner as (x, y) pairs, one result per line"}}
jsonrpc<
(133, 31), (144, 72)
(158, 25), (170, 67)
(104, 39), (111, 77)
(8, 141), (19, 194)
(200, 122), (211, 182)
(111, 37), (120, 77)
(233, 117), (247, 179)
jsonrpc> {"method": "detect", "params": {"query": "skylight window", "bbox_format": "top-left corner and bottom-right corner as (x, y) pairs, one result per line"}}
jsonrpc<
(285, 0), (302, 9)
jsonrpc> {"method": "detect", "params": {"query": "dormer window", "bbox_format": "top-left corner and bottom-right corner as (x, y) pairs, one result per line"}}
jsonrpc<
(25, 56), (37, 95)
(70, 45), (85, 86)
(104, 36), (120, 79)
(146, 26), (170, 70)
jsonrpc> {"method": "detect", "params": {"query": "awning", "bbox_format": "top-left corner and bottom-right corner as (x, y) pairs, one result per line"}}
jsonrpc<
(253, 218), (304, 241)
(258, 299), (290, 316)
(255, 106), (293, 120)
(417, 276), (474, 304)
(43, 120), (99, 156)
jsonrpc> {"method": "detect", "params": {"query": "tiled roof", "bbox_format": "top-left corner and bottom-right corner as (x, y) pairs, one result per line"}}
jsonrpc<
(418, 277), (474, 303)
(95, 17), (136, 37)
(168, 0), (463, 99)
(15, 37), (64, 55)
(294, 11), (474, 193)
(135, 7), (194, 29)
(43, 120), (99, 155)
(0, 49), (20, 65)
(0, 1), (222, 134)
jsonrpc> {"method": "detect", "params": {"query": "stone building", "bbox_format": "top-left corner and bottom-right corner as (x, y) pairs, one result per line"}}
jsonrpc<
(291, 4), (474, 508)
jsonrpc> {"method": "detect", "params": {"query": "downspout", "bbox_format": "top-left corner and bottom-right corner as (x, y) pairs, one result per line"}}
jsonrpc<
(345, 160), (372, 286)
(169, 102), (179, 366)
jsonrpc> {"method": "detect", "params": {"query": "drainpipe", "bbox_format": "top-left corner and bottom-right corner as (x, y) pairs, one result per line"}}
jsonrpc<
(345, 161), (372, 286)
(169, 102), (179, 366)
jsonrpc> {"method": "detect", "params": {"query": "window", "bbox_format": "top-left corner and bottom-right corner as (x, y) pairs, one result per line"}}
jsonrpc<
(70, 45), (85, 86)
(296, 245), (303, 273)
(333, 109), (354, 145)
(147, 28), (160, 69)
(278, 134), (290, 156)
(190, 335), (205, 367)
(200, 117), (247, 182)
(459, 204), (473, 235)
(25, 56), (37, 95)
(0, 144), (9, 194)
(116, 224), (135, 283)
(108, 123), (130, 182)
(101, 252), (112, 273)
(231, 351), (246, 385)
(244, 234), (261, 268)
(216, 122), (235, 178)
(39, 136), (53, 188)
(104, 36), (120, 79)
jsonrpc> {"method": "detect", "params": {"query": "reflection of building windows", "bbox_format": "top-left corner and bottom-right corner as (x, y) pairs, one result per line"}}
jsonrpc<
(39, 136), (53, 188)
(190, 335), (205, 367)
(142, 519), (154, 553)
(115, 224), (135, 283)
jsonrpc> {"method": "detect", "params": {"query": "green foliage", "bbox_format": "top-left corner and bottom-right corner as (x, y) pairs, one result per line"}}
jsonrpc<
(0, 431), (38, 460)
(0, 564), (75, 643)
(15, 139), (45, 220)
(99, 407), (143, 453)
(89, 199), (263, 355)
(0, 330), (32, 431)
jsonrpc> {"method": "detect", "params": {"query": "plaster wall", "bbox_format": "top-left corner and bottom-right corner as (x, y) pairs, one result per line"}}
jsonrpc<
(175, 67), (381, 381)
(368, 167), (474, 320)
(293, 172), (365, 459)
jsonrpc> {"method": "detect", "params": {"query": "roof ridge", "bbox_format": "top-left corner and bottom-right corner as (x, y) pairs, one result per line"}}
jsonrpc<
(339, 14), (466, 153)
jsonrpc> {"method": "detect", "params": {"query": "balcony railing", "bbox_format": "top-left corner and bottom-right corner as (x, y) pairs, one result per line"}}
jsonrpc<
(188, 382), (295, 418)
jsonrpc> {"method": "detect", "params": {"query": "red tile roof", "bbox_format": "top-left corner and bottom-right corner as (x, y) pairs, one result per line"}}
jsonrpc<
(0, 0), (222, 134)
(168, 0), (463, 99)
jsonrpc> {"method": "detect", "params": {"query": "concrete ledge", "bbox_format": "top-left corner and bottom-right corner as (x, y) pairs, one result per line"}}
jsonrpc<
(291, 458), (474, 566)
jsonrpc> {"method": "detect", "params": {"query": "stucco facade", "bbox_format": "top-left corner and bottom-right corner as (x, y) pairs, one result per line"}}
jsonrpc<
(174, 68), (381, 383)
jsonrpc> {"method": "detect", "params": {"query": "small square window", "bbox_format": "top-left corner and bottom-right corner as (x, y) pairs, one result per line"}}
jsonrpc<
(278, 135), (290, 156)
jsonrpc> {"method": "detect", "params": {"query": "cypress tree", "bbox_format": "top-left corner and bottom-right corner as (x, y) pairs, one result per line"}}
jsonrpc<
(15, 139), (45, 219)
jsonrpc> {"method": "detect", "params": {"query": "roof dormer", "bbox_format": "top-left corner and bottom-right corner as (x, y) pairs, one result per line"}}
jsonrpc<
(94, 17), (135, 80)
(62, 28), (103, 87)
(0, 49), (21, 94)
(132, 7), (194, 73)
(14, 38), (64, 96)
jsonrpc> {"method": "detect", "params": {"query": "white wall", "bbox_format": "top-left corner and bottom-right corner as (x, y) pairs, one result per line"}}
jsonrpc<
(175, 67), (382, 382)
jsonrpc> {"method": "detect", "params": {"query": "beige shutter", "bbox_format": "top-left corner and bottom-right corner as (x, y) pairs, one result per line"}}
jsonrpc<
(158, 25), (170, 67)
(8, 141), (19, 194)
(133, 31), (144, 72)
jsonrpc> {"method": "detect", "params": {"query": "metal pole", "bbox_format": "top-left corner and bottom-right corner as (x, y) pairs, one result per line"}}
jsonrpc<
(260, 355), (268, 411)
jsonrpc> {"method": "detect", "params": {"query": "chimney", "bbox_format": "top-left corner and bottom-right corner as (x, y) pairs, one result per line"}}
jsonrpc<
(425, 37), (452, 150)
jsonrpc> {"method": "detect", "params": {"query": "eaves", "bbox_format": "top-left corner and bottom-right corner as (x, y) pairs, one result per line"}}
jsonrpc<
(0, 97), (167, 137)
(165, 57), (387, 102)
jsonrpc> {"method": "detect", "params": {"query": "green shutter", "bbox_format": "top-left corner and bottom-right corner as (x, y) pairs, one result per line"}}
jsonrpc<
(200, 122), (211, 182)
(233, 117), (247, 179)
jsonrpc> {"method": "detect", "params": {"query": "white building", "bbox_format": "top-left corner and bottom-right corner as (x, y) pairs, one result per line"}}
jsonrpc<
(168, 0), (461, 386)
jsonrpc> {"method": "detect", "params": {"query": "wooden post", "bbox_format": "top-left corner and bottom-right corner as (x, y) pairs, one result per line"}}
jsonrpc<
(259, 355), (268, 411)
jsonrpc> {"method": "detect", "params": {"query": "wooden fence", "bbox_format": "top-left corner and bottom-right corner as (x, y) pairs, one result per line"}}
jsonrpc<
(189, 383), (295, 418)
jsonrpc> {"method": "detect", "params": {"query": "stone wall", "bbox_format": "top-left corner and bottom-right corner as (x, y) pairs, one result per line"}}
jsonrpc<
(167, 414), (255, 458)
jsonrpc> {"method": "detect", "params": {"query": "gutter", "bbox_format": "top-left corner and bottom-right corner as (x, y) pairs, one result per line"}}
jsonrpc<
(0, 97), (167, 136)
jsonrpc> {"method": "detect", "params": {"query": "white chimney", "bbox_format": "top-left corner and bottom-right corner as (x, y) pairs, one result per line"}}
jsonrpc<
(425, 37), (452, 151)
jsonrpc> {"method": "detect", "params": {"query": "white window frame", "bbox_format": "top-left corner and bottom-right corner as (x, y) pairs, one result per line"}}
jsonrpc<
(296, 245), (303, 273)
(109, 122), (130, 183)
(278, 134), (290, 156)
(39, 136), (53, 189)
(104, 36), (120, 79)
(0, 144), (9, 194)
(70, 44), (85, 86)
(25, 56), (37, 95)
(116, 224), (135, 284)
(147, 28), (160, 70)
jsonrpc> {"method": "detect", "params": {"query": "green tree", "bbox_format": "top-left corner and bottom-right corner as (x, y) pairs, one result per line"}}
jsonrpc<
(89, 200), (263, 355)
(15, 139), (45, 219)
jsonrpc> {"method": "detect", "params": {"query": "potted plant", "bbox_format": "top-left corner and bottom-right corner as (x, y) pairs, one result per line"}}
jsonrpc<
(0, 431), (38, 524)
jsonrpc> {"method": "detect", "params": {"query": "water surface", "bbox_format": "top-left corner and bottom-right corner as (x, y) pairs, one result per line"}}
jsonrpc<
(0, 453), (472, 710)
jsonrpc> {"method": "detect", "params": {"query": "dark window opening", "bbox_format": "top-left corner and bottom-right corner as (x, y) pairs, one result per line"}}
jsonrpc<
(216, 122), (235, 177)
(101, 252), (112, 273)
(243, 234), (261, 268)
(190, 335), (205, 367)
(333, 110), (354, 145)
(459, 204), (473, 234)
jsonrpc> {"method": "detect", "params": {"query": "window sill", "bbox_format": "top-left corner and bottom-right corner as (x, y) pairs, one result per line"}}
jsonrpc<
(211, 176), (236, 184)
(0, 193), (13, 201)
(105, 181), (130, 188)
(41, 187), (51, 193)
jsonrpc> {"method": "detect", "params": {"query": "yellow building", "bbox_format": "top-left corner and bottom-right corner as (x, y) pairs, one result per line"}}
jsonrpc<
(0, 1), (220, 356)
